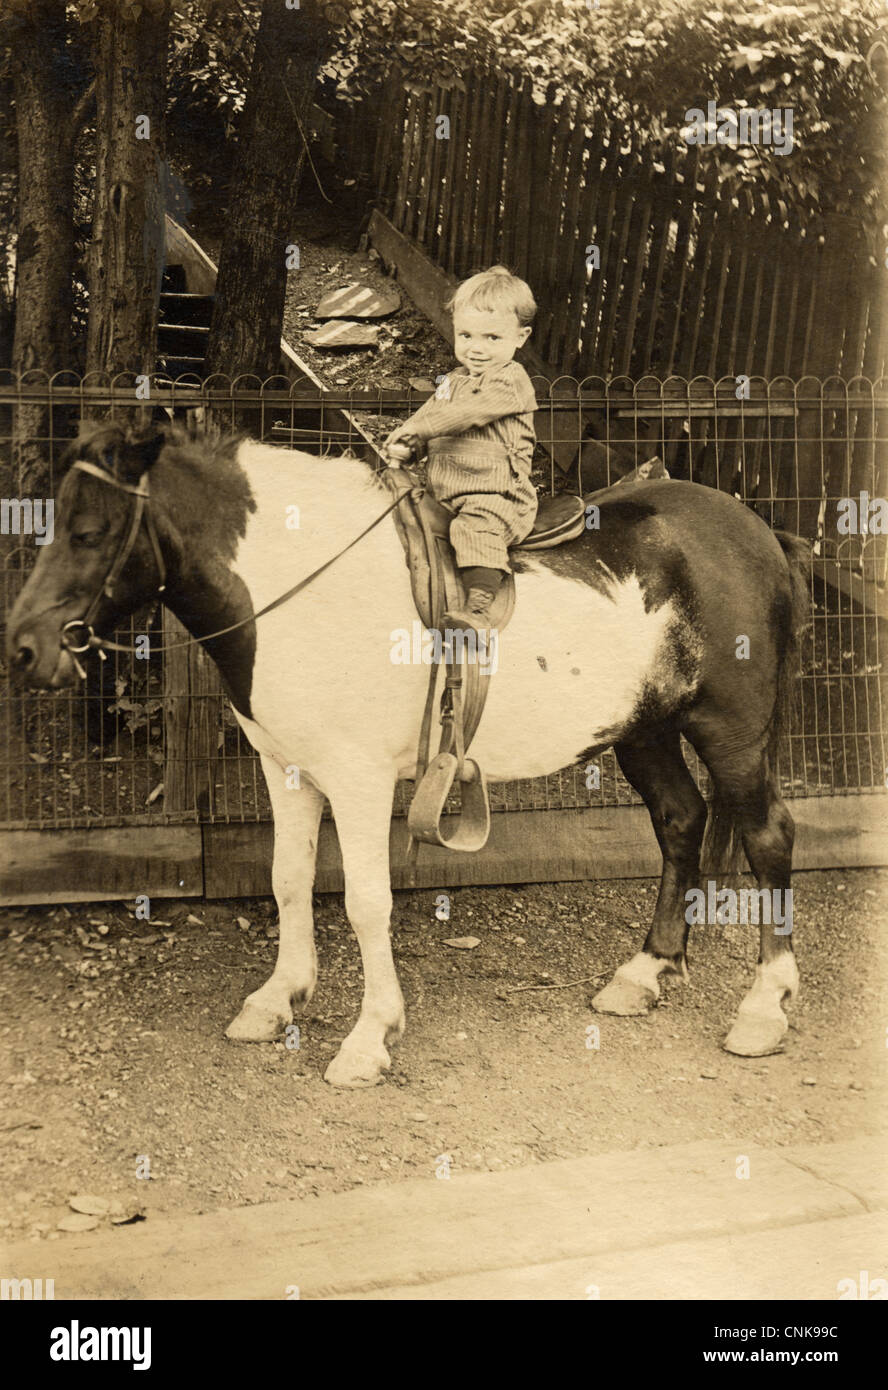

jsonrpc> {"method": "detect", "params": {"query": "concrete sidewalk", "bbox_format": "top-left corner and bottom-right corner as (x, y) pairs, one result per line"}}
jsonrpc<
(2, 1135), (884, 1300)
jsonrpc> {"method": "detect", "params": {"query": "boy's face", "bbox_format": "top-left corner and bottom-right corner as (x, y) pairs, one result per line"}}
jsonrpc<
(452, 306), (531, 375)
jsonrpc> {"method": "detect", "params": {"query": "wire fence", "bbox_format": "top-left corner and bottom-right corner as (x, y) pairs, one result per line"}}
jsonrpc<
(1, 372), (886, 831)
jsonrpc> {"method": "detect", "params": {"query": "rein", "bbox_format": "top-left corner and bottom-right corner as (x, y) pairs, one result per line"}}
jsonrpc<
(59, 459), (412, 677)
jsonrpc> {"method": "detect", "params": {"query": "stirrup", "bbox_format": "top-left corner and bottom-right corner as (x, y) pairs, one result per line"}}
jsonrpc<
(407, 753), (491, 852)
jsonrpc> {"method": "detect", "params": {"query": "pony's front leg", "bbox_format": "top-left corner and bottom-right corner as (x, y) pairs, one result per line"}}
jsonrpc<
(226, 755), (325, 1042)
(323, 768), (404, 1088)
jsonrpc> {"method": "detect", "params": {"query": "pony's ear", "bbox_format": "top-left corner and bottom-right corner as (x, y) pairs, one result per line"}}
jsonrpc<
(131, 428), (166, 473)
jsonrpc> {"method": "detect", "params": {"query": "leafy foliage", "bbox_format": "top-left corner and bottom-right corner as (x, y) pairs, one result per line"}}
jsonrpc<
(322, 0), (886, 234)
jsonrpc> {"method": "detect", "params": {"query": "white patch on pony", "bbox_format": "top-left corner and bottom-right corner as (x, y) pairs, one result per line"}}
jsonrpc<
(226, 443), (426, 782)
(617, 951), (674, 995)
(745, 955), (800, 1009)
(220, 446), (699, 796)
(470, 557), (697, 782)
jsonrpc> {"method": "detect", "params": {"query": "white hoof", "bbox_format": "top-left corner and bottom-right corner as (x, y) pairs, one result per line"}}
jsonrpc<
(225, 1001), (289, 1042)
(324, 1043), (391, 1088)
(592, 974), (656, 1016)
(723, 1008), (788, 1057)
(592, 953), (668, 1016)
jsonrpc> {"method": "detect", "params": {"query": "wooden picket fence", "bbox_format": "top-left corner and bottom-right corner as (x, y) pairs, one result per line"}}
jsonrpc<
(351, 66), (885, 383)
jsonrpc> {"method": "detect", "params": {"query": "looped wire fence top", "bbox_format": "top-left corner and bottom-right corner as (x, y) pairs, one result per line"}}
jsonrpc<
(0, 373), (885, 830)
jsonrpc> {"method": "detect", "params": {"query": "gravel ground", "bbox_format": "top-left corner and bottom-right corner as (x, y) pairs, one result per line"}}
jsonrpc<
(1, 869), (885, 1245)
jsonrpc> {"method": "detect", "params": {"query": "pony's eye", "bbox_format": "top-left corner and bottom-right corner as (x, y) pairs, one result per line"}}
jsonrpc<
(71, 529), (105, 549)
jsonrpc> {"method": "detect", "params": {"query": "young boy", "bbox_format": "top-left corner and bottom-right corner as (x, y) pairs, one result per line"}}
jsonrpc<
(383, 265), (538, 630)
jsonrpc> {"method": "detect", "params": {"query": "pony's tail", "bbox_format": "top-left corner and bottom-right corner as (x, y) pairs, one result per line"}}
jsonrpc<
(701, 529), (811, 877)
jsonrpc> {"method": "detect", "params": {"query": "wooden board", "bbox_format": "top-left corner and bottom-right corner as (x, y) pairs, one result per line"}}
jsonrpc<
(2, 794), (884, 905)
(1, 1135), (877, 1300)
(201, 794), (888, 899)
(0, 825), (203, 905)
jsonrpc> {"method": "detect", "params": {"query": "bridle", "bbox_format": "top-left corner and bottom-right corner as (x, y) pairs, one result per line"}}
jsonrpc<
(57, 457), (413, 680)
(59, 461), (167, 675)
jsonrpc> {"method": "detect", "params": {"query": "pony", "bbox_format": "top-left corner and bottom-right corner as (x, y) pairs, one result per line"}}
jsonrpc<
(7, 422), (810, 1087)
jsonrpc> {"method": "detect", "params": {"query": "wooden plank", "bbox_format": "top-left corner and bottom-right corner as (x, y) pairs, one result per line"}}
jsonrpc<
(676, 161), (720, 378)
(369, 208), (455, 344)
(163, 216), (216, 296)
(406, 87), (431, 246)
(3, 792), (883, 906)
(812, 559), (888, 618)
(475, 65), (502, 270)
(548, 98), (589, 368)
(534, 85), (569, 358)
(510, 76), (535, 279)
(595, 136), (637, 377)
(662, 146), (699, 377)
(616, 143), (653, 378)
(582, 119), (623, 373)
(407, 87), (430, 243)
(202, 792), (888, 899)
(418, 81), (447, 255)
(723, 191), (752, 375)
(500, 75), (523, 269)
(380, 78), (405, 217)
(445, 83), (469, 275)
(393, 88), (417, 235)
(635, 145), (675, 375)
(700, 205), (733, 384)
(569, 111), (607, 377)
(2, 1139), (871, 1301)
(0, 825), (203, 905)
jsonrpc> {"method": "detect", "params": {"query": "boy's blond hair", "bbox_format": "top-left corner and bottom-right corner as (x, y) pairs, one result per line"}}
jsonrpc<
(447, 265), (537, 327)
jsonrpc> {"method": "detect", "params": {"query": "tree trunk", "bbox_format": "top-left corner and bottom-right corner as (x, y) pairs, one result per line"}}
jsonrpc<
(205, 0), (330, 378)
(6, 0), (88, 491)
(85, 0), (170, 379)
(9, 0), (80, 379)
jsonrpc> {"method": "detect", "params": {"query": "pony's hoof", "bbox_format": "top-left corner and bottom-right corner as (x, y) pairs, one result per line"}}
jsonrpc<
(324, 1045), (390, 1088)
(723, 1012), (787, 1057)
(592, 973), (656, 1016)
(225, 1003), (288, 1042)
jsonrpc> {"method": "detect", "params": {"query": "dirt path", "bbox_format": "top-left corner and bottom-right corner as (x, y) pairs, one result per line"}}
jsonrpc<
(1, 869), (885, 1245)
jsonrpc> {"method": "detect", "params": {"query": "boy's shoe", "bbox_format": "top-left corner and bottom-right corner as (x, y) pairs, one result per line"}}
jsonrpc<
(444, 586), (495, 633)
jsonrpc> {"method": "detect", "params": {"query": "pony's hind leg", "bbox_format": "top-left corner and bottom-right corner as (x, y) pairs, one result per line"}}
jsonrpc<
(226, 755), (324, 1043)
(714, 758), (798, 1057)
(684, 712), (799, 1055)
(593, 733), (707, 1016)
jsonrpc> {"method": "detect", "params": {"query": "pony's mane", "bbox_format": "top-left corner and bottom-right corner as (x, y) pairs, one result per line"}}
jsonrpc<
(57, 420), (389, 556)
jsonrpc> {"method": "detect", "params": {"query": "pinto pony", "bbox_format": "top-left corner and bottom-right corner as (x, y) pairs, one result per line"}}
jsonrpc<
(7, 424), (810, 1087)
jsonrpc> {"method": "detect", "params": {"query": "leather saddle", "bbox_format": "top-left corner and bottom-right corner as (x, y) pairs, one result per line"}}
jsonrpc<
(383, 459), (668, 864)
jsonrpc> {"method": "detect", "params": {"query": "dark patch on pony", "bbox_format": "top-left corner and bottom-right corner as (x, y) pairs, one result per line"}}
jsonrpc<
(700, 529), (811, 877)
(57, 419), (260, 720)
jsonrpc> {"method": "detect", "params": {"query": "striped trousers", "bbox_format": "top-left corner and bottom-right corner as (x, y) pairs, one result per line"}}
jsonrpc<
(427, 437), (538, 572)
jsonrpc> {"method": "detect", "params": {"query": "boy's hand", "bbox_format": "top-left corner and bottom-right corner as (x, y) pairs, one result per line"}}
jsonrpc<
(383, 440), (414, 463)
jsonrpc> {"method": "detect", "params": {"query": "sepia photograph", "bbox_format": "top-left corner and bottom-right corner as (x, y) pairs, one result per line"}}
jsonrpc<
(0, 0), (885, 1342)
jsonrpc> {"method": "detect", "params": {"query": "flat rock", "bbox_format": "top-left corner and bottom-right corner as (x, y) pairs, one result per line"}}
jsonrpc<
(443, 936), (481, 950)
(304, 321), (380, 349)
(57, 1213), (100, 1233)
(315, 282), (400, 319)
(68, 1195), (110, 1216)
